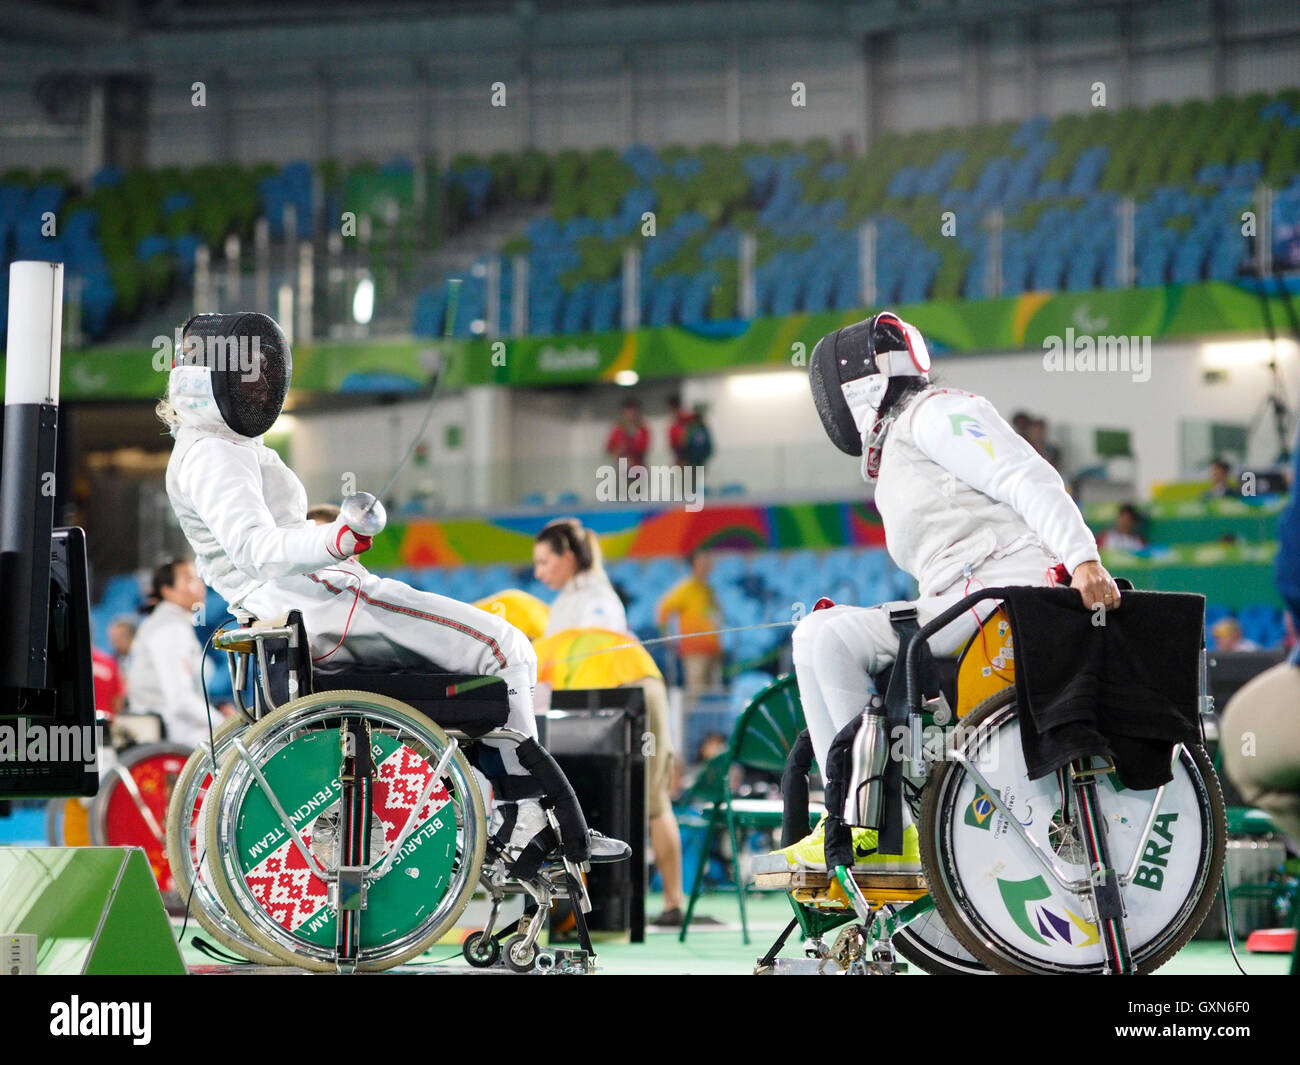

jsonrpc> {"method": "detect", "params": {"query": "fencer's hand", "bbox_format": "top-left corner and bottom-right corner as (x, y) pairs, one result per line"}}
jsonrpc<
(325, 518), (374, 560)
(1072, 560), (1121, 611)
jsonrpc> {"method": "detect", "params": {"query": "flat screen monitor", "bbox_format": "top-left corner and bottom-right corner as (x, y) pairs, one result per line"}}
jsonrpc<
(0, 527), (99, 798)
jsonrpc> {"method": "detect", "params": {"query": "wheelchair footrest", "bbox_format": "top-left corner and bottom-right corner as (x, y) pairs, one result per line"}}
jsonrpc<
(754, 870), (928, 910)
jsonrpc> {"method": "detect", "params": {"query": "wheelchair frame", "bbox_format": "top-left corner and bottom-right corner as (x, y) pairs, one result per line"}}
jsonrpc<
(173, 611), (600, 973)
(758, 585), (1225, 976)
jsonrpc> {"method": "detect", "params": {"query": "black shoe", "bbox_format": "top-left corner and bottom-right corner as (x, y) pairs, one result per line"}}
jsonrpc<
(588, 830), (632, 863)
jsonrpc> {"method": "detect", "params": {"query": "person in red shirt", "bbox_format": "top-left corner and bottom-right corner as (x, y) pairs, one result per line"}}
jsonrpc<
(667, 393), (693, 470)
(91, 645), (126, 719)
(606, 398), (649, 469)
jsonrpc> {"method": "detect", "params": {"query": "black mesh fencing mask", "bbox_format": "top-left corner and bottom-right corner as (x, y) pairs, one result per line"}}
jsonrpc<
(178, 312), (292, 438)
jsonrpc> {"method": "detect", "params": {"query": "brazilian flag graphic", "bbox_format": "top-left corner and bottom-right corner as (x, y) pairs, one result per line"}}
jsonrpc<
(964, 792), (995, 830)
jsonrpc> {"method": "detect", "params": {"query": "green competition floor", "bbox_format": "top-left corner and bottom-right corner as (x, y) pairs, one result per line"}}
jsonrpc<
(176, 890), (1295, 975)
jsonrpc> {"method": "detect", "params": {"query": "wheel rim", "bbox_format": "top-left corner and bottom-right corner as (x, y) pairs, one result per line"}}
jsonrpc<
(931, 701), (1217, 973)
(213, 702), (482, 968)
(166, 721), (278, 964)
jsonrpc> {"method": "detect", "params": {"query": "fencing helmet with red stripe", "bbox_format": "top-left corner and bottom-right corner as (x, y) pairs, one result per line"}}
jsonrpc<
(808, 311), (932, 457)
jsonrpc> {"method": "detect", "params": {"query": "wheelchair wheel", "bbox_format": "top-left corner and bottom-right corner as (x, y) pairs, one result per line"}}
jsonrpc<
(919, 688), (1226, 975)
(91, 742), (192, 900)
(205, 691), (486, 972)
(462, 930), (501, 968)
(164, 718), (279, 966)
(892, 908), (990, 976)
(503, 932), (537, 973)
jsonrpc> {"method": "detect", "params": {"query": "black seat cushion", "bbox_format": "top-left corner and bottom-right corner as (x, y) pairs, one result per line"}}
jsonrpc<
(311, 667), (509, 736)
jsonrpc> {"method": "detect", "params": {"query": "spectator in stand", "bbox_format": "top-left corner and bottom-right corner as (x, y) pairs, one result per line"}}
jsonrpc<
(606, 398), (649, 470)
(668, 394), (692, 470)
(1098, 504), (1147, 553)
(684, 402), (714, 472)
(1211, 617), (1261, 652)
(1204, 457), (1239, 499)
(107, 615), (136, 672)
(1026, 416), (1062, 470)
(668, 394), (715, 474)
(656, 550), (724, 712)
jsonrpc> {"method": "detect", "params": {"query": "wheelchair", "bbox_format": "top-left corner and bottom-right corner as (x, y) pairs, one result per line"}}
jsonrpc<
(754, 586), (1227, 976)
(164, 610), (602, 973)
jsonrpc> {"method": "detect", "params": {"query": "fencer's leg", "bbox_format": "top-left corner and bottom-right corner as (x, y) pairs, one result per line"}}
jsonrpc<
(793, 605), (900, 772)
(481, 644), (539, 777)
(791, 610), (846, 775)
(344, 577), (542, 775)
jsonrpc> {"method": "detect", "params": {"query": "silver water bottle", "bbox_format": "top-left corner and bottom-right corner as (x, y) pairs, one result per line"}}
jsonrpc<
(844, 695), (890, 829)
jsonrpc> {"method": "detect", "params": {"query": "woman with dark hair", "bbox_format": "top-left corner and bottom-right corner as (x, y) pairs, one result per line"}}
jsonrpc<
(532, 518), (697, 925)
(533, 518), (628, 636)
(125, 558), (212, 747)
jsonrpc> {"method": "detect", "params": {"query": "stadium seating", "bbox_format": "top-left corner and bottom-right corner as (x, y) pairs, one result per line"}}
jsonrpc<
(411, 88), (1300, 338)
(6, 89), (1297, 346)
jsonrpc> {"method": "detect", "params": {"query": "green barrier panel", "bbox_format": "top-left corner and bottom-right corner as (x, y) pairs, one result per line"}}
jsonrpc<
(1104, 556), (1279, 609)
(1087, 498), (1284, 546)
(8, 279), (1299, 400)
(0, 846), (186, 975)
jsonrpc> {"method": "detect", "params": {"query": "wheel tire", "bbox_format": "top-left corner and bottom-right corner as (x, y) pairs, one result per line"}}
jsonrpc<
(892, 912), (990, 976)
(164, 718), (278, 966)
(205, 691), (486, 973)
(462, 930), (500, 968)
(503, 933), (536, 973)
(919, 687), (1226, 976)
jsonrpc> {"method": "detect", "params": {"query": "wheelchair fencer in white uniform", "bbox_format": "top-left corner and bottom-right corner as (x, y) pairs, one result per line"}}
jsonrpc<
(757, 312), (1224, 977)
(160, 313), (627, 971)
(793, 311), (1122, 802)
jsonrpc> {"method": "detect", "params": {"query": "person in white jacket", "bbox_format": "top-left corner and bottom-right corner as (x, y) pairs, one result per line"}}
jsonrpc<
(126, 559), (217, 748)
(779, 311), (1122, 869)
(160, 311), (628, 863)
(534, 518), (630, 638)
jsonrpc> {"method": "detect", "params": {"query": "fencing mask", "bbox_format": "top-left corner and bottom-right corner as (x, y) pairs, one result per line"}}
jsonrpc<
(174, 312), (292, 438)
(808, 310), (932, 458)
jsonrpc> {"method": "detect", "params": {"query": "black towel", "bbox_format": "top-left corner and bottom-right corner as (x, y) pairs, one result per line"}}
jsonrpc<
(998, 588), (1204, 789)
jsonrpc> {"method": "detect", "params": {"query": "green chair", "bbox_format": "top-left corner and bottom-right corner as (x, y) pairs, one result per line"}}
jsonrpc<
(679, 673), (810, 944)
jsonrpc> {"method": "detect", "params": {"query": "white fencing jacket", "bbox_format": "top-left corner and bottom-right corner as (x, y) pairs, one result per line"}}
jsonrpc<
(873, 388), (1099, 598)
(165, 366), (341, 614)
(125, 600), (210, 747)
(544, 569), (630, 638)
(164, 370), (535, 690)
